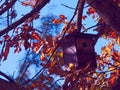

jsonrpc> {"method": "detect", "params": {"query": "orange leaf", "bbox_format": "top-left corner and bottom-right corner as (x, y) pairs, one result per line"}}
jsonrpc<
(59, 15), (66, 20)
(31, 32), (42, 41)
(52, 19), (61, 24)
(44, 47), (52, 54)
(32, 42), (43, 53)
(22, 1), (30, 6)
(40, 53), (46, 61)
(117, 37), (120, 46)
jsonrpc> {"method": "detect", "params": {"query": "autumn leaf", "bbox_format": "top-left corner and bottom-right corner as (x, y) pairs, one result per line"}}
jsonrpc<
(52, 19), (61, 24)
(112, 51), (120, 61)
(23, 41), (30, 50)
(67, 63), (75, 71)
(46, 36), (54, 47)
(109, 31), (117, 38)
(82, 15), (87, 20)
(50, 60), (57, 67)
(3, 35), (11, 41)
(10, 10), (17, 19)
(117, 37), (120, 46)
(87, 6), (95, 15)
(21, 1), (30, 6)
(44, 47), (52, 54)
(31, 32), (42, 41)
(3, 43), (10, 60)
(59, 15), (66, 20)
(40, 52), (46, 61)
(109, 73), (117, 86)
(101, 43), (114, 57)
(32, 42), (43, 53)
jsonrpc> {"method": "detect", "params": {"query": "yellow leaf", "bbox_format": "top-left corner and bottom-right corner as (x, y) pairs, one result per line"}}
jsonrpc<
(117, 37), (120, 46)
(40, 53), (45, 61)
(67, 63), (74, 70)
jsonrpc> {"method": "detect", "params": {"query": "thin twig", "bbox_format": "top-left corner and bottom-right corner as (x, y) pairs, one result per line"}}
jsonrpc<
(0, 0), (16, 15)
(61, 4), (75, 10)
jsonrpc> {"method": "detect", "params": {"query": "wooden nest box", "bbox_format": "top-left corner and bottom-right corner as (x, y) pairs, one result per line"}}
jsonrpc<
(61, 32), (97, 71)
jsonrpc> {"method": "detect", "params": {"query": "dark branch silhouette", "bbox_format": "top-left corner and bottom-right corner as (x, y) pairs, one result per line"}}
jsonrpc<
(0, 0), (50, 37)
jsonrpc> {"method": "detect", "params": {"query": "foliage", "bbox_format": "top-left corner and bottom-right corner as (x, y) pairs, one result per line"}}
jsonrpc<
(0, 0), (120, 90)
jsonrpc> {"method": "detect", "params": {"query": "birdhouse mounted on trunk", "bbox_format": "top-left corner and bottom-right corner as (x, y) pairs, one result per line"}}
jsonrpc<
(61, 32), (97, 71)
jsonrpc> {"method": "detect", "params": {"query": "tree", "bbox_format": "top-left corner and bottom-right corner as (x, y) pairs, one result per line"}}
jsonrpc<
(0, 0), (120, 90)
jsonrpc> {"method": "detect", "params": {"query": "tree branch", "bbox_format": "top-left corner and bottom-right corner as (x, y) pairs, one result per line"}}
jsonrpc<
(0, 0), (16, 15)
(77, 0), (86, 32)
(0, 71), (14, 82)
(0, 0), (50, 37)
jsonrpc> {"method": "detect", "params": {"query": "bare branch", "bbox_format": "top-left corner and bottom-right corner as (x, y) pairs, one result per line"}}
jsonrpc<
(61, 4), (75, 10)
(0, 0), (16, 15)
(77, 0), (86, 32)
(0, 71), (14, 82)
(0, 0), (50, 37)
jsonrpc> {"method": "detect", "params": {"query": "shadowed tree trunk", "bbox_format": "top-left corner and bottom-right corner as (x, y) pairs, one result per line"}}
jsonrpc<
(87, 0), (120, 33)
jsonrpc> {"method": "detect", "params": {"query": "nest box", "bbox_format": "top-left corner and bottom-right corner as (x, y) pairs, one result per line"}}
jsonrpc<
(61, 32), (97, 71)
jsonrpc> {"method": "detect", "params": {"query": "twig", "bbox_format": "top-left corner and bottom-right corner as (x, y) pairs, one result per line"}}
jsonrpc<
(0, 71), (14, 82)
(61, 4), (75, 10)
(0, 0), (16, 15)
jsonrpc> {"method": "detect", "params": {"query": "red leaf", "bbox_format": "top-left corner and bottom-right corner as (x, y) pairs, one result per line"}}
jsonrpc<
(3, 35), (10, 41)
(59, 15), (66, 20)
(31, 32), (42, 41)
(117, 37), (120, 46)
(87, 7), (95, 15)
(3, 43), (10, 60)
(52, 19), (61, 24)
(82, 15), (87, 20)
(109, 31), (117, 38)
(10, 10), (17, 19)
(109, 73), (116, 86)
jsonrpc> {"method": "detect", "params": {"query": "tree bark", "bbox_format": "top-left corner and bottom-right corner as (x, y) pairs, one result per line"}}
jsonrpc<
(86, 0), (120, 34)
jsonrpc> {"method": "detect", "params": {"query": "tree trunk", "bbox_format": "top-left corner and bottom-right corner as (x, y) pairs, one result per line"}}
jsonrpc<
(86, 0), (120, 34)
